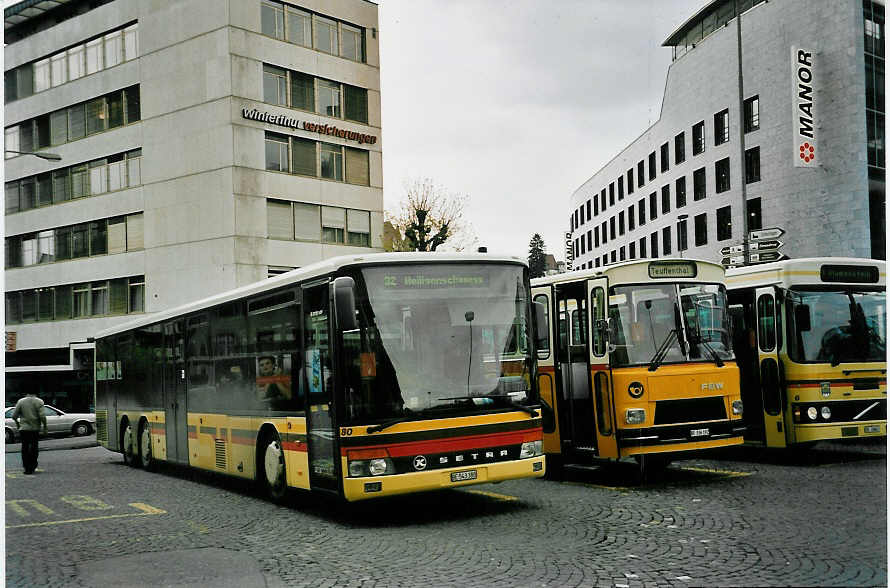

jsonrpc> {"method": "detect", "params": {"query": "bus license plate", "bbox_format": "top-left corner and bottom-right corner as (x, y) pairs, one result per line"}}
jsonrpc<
(690, 428), (709, 438)
(451, 470), (477, 482)
(865, 425), (881, 433)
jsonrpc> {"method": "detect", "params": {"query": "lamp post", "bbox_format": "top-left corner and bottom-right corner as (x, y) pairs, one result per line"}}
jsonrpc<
(678, 214), (688, 258)
(4, 150), (62, 161)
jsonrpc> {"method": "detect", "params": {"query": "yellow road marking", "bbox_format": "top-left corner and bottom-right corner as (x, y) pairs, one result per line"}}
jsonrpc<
(6, 468), (43, 479)
(465, 490), (519, 502)
(676, 466), (752, 478)
(6, 499), (55, 517)
(6, 502), (166, 529)
(562, 481), (634, 492)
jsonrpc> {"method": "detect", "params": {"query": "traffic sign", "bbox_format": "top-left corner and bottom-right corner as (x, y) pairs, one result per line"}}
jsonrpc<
(749, 227), (785, 241)
(720, 244), (746, 256)
(748, 252), (787, 263)
(730, 254), (746, 265)
(748, 240), (783, 251)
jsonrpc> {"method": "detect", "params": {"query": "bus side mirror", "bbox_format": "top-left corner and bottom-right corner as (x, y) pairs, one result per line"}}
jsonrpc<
(333, 277), (358, 331)
(795, 304), (811, 332)
(534, 301), (548, 349)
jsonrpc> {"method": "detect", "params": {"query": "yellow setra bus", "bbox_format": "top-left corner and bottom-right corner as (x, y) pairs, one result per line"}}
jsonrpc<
(94, 253), (545, 502)
(531, 259), (744, 475)
(725, 257), (886, 448)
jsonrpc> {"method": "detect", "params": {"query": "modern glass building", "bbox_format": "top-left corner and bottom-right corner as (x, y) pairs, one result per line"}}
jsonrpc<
(568, 0), (884, 270)
(4, 0), (383, 410)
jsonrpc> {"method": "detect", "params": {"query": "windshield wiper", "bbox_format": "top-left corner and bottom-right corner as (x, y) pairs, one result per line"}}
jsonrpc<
(648, 329), (678, 372)
(366, 409), (416, 434)
(697, 338), (725, 367)
(437, 395), (540, 417)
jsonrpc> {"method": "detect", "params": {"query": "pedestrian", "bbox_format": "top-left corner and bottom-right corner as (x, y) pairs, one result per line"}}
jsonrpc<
(12, 392), (48, 475)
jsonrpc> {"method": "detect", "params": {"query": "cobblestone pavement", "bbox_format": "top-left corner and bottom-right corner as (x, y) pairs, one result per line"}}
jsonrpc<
(5, 439), (885, 587)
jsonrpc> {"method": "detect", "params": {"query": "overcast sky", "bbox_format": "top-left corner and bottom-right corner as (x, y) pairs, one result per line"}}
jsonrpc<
(378, 0), (705, 260)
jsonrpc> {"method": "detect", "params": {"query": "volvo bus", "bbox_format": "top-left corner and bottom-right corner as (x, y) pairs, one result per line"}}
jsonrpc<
(725, 258), (886, 448)
(531, 259), (744, 476)
(94, 253), (545, 502)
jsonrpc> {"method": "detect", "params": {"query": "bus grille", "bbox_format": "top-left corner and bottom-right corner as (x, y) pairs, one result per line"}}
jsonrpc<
(96, 411), (108, 443)
(215, 439), (226, 470)
(654, 397), (727, 425)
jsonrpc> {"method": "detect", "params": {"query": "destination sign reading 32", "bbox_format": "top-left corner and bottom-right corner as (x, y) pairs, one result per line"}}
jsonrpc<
(383, 273), (490, 289)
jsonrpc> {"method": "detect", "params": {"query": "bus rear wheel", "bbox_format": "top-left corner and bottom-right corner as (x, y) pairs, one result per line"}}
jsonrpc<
(139, 422), (155, 471)
(122, 423), (138, 467)
(260, 435), (288, 503)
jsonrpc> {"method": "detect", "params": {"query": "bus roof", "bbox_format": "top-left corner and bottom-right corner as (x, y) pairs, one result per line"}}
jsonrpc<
(724, 257), (886, 289)
(95, 252), (526, 340)
(531, 258), (724, 288)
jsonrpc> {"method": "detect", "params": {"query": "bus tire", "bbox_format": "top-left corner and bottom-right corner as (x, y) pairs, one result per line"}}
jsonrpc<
(260, 434), (288, 504)
(139, 420), (156, 471)
(121, 422), (138, 467)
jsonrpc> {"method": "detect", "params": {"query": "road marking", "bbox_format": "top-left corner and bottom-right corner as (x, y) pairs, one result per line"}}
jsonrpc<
(6, 502), (166, 529)
(61, 495), (114, 511)
(465, 489), (519, 502)
(676, 466), (752, 478)
(6, 499), (55, 517)
(6, 469), (44, 479)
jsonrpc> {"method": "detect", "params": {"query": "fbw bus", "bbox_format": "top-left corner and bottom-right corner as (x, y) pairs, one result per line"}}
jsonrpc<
(531, 259), (744, 474)
(725, 258), (886, 448)
(94, 253), (545, 502)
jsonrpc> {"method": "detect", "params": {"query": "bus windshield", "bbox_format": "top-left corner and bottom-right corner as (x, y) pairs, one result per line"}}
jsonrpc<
(609, 283), (734, 368)
(340, 264), (535, 423)
(785, 288), (886, 364)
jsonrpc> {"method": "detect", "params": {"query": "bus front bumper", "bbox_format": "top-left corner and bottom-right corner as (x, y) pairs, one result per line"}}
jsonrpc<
(342, 457), (545, 502)
(617, 420), (745, 457)
(793, 421), (886, 443)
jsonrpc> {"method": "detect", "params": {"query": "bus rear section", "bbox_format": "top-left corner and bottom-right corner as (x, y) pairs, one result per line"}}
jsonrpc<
(532, 260), (744, 474)
(727, 258), (886, 448)
(95, 253), (544, 502)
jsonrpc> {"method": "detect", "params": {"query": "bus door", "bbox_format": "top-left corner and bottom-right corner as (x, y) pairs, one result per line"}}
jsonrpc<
(531, 286), (559, 453)
(554, 281), (596, 453)
(303, 282), (341, 493)
(163, 319), (189, 463)
(588, 277), (618, 459)
(755, 287), (787, 448)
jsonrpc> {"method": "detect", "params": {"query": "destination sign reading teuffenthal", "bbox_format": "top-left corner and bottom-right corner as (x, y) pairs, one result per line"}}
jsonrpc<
(648, 261), (698, 279)
(241, 107), (378, 145)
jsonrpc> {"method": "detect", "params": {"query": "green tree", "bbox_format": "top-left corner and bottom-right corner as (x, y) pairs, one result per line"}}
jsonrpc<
(384, 178), (476, 252)
(528, 233), (547, 278)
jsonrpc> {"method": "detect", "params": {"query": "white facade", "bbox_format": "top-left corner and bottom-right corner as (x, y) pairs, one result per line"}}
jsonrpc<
(4, 0), (382, 374)
(568, 0), (884, 271)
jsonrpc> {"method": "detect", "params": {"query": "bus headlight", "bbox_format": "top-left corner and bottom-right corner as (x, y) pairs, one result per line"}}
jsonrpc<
(348, 461), (367, 477)
(807, 407), (818, 421)
(347, 449), (394, 477)
(625, 408), (646, 425)
(732, 400), (743, 415)
(369, 458), (390, 476)
(520, 440), (543, 458)
(821, 406), (831, 420)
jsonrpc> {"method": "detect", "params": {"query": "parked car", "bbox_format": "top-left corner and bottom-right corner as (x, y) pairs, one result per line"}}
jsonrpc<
(5, 404), (95, 443)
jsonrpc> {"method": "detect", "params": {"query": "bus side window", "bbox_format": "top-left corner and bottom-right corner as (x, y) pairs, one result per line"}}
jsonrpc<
(533, 294), (550, 359)
(757, 294), (776, 352)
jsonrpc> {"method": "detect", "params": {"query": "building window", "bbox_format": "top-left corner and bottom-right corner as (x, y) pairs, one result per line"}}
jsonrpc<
(261, 1), (365, 62)
(675, 176), (686, 208)
(267, 199), (372, 248)
(677, 218), (688, 252)
(586, 230), (592, 251)
(627, 169), (634, 194)
(315, 15), (339, 55)
(650, 232), (658, 258)
(265, 132), (290, 172)
(648, 152), (656, 181)
(748, 197), (762, 231)
(619, 211), (625, 235)
(620, 246), (626, 261)
(600, 189), (606, 211)
(675, 132), (685, 164)
(601, 221), (607, 244)
(661, 185), (670, 215)
(662, 226), (672, 255)
(648, 192), (657, 220)
(714, 109), (729, 145)
(637, 160), (645, 188)
(317, 78), (342, 117)
(693, 167), (706, 200)
(609, 183), (615, 206)
(261, 0), (285, 39)
(744, 95), (760, 132)
(628, 206), (635, 231)
(638, 198), (646, 226)
(320, 142), (344, 181)
(341, 23), (364, 62)
(617, 176), (624, 200)
(285, 5), (312, 47)
(263, 65), (288, 105)
(639, 236), (647, 258)
(629, 242), (636, 259)
(717, 205), (732, 241)
(695, 213), (708, 246)
(660, 142), (669, 172)
(693, 120), (705, 155)
(715, 157), (730, 193)
(344, 147), (370, 186)
(586, 200), (592, 221)
(609, 217), (616, 240)
(593, 197), (599, 217)
(594, 226), (600, 248)
(745, 147), (761, 183)
(610, 251), (617, 263)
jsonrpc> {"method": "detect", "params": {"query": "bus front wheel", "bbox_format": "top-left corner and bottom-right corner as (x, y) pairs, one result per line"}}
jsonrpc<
(121, 423), (138, 467)
(139, 421), (156, 471)
(260, 435), (288, 503)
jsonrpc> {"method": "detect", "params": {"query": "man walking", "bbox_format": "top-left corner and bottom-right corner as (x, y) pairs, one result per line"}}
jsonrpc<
(13, 392), (48, 474)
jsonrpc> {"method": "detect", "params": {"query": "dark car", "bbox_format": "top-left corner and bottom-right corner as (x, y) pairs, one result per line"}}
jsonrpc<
(5, 405), (95, 443)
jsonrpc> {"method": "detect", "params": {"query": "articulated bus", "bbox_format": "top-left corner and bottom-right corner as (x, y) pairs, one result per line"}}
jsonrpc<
(725, 258), (886, 448)
(94, 253), (545, 502)
(531, 259), (744, 475)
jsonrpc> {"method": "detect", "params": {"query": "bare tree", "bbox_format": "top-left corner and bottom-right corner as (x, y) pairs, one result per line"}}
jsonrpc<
(384, 178), (477, 252)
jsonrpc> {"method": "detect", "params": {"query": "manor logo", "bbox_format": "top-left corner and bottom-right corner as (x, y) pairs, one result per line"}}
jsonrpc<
(792, 47), (817, 168)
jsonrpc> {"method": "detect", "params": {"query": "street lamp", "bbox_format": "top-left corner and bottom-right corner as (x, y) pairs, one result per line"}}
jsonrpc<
(4, 150), (62, 161)
(677, 214), (688, 258)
